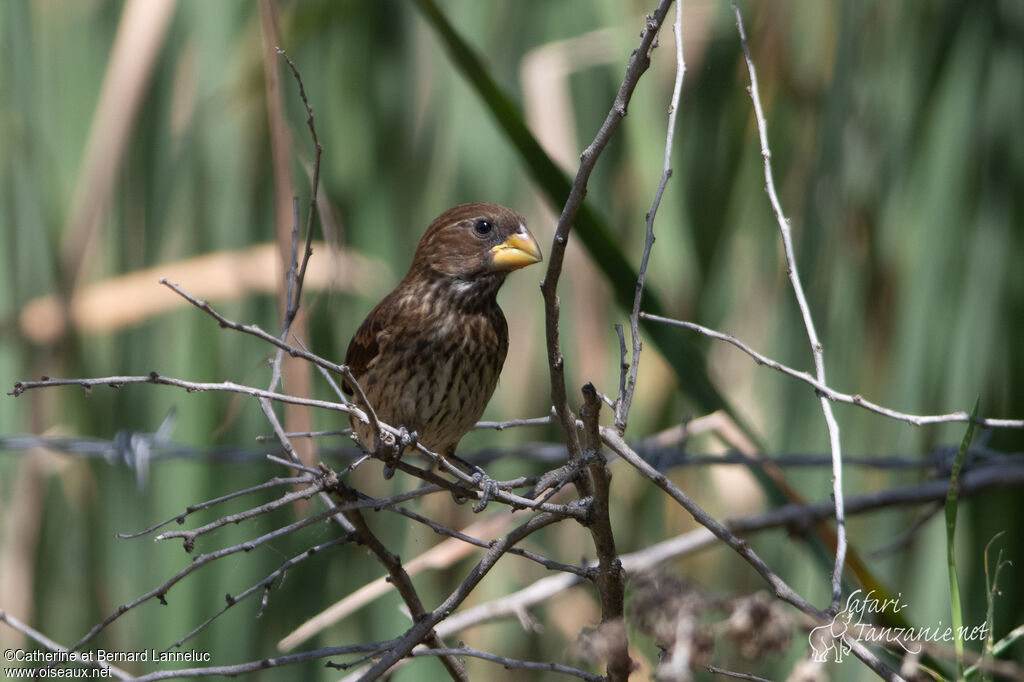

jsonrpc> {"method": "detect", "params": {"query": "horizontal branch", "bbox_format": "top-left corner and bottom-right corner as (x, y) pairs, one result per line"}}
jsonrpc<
(410, 646), (602, 682)
(118, 475), (313, 538)
(9, 373), (351, 414)
(129, 641), (394, 682)
(642, 313), (1024, 429)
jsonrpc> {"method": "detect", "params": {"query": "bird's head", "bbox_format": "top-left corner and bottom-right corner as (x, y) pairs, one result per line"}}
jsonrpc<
(408, 203), (543, 284)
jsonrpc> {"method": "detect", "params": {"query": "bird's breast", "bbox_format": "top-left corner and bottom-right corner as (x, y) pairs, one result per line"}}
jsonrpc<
(354, 292), (509, 455)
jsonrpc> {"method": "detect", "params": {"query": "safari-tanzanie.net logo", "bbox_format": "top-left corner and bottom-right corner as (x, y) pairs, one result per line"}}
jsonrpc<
(808, 589), (990, 663)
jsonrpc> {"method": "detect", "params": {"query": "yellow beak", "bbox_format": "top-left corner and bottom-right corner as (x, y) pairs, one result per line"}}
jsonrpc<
(490, 228), (543, 271)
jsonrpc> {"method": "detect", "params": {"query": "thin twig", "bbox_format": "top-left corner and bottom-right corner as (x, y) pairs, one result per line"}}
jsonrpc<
(154, 479), (334, 549)
(539, 0), (676, 463)
(275, 47), (322, 328)
(128, 641), (395, 682)
(158, 533), (354, 655)
(295, 336), (349, 404)
(9, 373), (350, 413)
(157, 279), (349, 386)
(410, 646), (603, 682)
(63, 486), (450, 657)
(265, 453), (322, 475)
(733, 4), (847, 615)
(640, 313), (1024, 429)
(472, 411), (556, 431)
(256, 428), (350, 441)
(255, 389), (356, 534)
(264, 49), (320, 396)
(65, 501), (349, 656)
(706, 664), (773, 682)
(118, 475), (313, 539)
(614, 324), (628, 412)
(615, 0), (686, 435)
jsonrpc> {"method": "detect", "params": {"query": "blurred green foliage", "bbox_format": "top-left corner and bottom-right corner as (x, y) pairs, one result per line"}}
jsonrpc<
(1, 1), (1022, 680)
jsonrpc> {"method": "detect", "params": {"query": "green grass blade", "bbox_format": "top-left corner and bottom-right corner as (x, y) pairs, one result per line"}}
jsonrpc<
(945, 397), (980, 681)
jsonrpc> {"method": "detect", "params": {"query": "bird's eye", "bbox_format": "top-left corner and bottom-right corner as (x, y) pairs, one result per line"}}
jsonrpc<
(473, 219), (493, 236)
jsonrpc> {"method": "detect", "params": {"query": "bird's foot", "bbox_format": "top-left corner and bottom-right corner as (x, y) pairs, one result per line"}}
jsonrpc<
(379, 427), (418, 480)
(471, 472), (500, 513)
(397, 426), (419, 451)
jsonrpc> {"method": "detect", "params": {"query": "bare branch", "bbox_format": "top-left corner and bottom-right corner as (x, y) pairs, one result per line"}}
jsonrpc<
(580, 383), (630, 681)
(706, 664), (773, 682)
(641, 313), (1024, 429)
(732, 3), (847, 615)
(540, 0), (676, 463)
(159, 533), (354, 655)
(117, 475), (312, 539)
(158, 279), (349, 382)
(256, 428), (350, 441)
(128, 641), (394, 682)
(275, 47), (322, 326)
(9, 373), (350, 413)
(473, 411), (556, 431)
(410, 646), (603, 682)
(265, 453), (324, 475)
(615, 0), (686, 434)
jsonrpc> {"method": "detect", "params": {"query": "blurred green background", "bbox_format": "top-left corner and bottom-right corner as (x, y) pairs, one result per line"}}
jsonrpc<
(2, 0), (1022, 680)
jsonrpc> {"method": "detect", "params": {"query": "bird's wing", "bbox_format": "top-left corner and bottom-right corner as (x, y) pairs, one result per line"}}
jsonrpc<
(343, 300), (390, 396)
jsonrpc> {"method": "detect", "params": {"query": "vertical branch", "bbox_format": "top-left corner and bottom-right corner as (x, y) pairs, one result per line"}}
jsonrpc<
(539, 0), (676, 463)
(258, 0), (314, 467)
(257, 37), (351, 530)
(614, 0), (686, 434)
(581, 384), (631, 681)
(732, 5), (847, 614)
(276, 48), (323, 328)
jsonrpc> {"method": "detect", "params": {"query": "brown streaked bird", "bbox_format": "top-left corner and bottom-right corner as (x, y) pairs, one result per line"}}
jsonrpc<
(343, 202), (542, 467)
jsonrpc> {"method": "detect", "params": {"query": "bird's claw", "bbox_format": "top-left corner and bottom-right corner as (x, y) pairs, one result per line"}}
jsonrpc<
(378, 426), (418, 480)
(397, 426), (418, 450)
(471, 473), (500, 513)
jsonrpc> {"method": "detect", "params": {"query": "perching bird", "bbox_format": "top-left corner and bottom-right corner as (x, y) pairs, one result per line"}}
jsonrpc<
(343, 202), (542, 468)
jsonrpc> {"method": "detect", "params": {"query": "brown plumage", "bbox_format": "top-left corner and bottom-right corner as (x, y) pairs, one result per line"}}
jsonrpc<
(343, 202), (542, 463)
